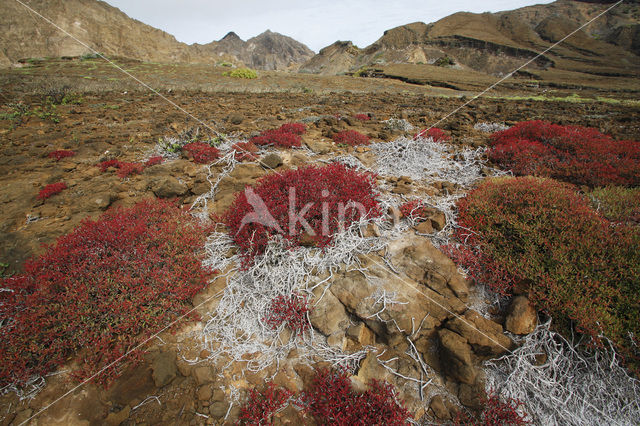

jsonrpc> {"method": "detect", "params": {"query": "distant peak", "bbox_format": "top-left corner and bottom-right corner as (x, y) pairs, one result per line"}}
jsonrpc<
(256, 29), (277, 38)
(221, 31), (241, 41)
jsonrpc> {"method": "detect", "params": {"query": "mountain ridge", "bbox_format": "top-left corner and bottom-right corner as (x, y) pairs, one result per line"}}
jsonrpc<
(300, 0), (640, 77)
(0, 0), (314, 70)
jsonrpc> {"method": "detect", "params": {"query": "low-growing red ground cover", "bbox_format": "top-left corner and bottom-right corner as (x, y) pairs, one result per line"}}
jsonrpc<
(97, 159), (146, 178)
(37, 182), (67, 200)
(453, 392), (531, 425)
(116, 162), (145, 178)
(232, 141), (259, 161)
(223, 163), (381, 263)
(238, 369), (410, 425)
(414, 127), (450, 142)
(0, 199), (212, 387)
(238, 382), (293, 424)
(263, 292), (311, 336)
(488, 121), (640, 187)
(444, 176), (640, 371)
(48, 150), (75, 161)
(278, 122), (306, 135)
(354, 113), (371, 121)
(183, 141), (221, 164)
(145, 156), (164, 167)
(332, 130), (370, 146)
(250, 123), (306, 148)
(300, 368), (410, 425)
(98, 159), (120, 172)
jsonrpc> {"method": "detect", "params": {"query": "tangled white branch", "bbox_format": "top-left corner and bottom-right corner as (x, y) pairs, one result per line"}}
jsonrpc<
(473, 122), (509, 133)
(370, 136), (493, 187)
(198, 218), (388, 374)
(486, 319), (640, 426)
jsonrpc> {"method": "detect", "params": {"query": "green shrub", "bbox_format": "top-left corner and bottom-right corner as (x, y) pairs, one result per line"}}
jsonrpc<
(590, 186), (640, 224)
(445, 177), (640, 372)
(223, 68), (257, 79)
(80, 52), (101, 61)
(434, 56), (455, 67)
(353, 67), (370, 77)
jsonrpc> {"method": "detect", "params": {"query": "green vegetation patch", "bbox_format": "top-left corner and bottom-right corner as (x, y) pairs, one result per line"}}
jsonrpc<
(445, 176), (640, 373)
(223, 68), (258, 79)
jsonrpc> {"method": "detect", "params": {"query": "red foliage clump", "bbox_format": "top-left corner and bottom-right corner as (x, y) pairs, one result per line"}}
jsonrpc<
(98, 159), (120, 172)
(278, 122), (307, 135)
(399, 200), (431, 220)
(453, 392), (531, 425)
(332, 130), (370, 146)
(300, 368), (410, 425)
(116, 162), (145, 178)
(232, 141), (259, 161)
(264, 292), (311, 336)
(223, 163), (381, 263)
(238, 382), (293, 425)
(37, 182), (67, 200)
(488, 120), (640, 187)
(443, 176), (640, 370)
(145, 156), (164, 167)
(414, 127), (450, 142)
(183, 142), (220, 164)
(251, 130), (301, 148)
(354, 113), (371, 121)
(250, 123), (306, 148)
(48, 150), (76, 161)
(0, 199), (211, 387)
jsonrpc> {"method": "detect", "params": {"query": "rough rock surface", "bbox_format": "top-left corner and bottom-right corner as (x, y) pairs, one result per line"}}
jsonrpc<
(151, 351), (177, 387)
(0, 2), (314, 70)
(505, 295), (538, 335)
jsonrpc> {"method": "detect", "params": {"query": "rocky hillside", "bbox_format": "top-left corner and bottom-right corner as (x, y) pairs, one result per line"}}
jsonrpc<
(300, 0), (640, 77)
(192, 30), (315, 71)
(0, 0), (313, 70)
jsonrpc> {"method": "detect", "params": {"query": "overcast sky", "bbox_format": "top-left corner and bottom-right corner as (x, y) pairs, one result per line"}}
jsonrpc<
(103, 0), (554, 52)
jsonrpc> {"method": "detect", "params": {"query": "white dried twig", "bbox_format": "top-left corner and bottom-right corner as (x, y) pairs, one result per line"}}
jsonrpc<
(486, 319), (640, 426)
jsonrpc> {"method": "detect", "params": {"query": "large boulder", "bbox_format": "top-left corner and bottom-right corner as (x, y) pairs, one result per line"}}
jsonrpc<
(445, 310), (513, 357)
(437, 329), (478, 384)
(505, 295), (537, 335)
(150, 176), (188, 198)
(330, 267), (449, 339)
(309, 285), (350, 336)
(388, 235), (470, 301)
(151, 351), (177, 387)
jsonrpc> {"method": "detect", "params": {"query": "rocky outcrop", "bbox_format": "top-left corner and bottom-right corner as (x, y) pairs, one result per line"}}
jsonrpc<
(0, 0), (194, 64)
(299, 41), (361, 75)
(193, 30), (315, 71)
(0, 1), (314, 70)
(505, 295), (537, 335)
(301, 1), (640, 76)
(306, 232), (516, 417)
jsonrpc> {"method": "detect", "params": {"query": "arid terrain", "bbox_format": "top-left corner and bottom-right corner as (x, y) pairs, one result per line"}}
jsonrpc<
(1, 0), (639, 425)
(0, 54), (638, 425)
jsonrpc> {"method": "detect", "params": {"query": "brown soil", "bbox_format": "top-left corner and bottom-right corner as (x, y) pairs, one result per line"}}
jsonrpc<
(0, 57), (639, 425)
